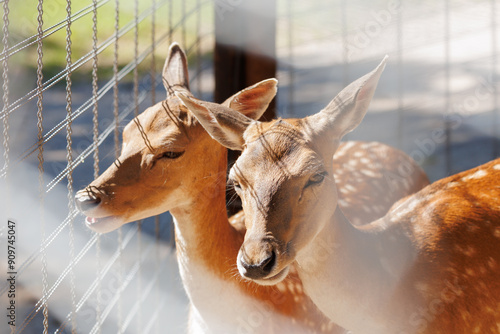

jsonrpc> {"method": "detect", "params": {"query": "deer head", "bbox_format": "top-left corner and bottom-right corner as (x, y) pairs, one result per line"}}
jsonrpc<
(75, 43), (277, 233)
(178, 57), (387, 284)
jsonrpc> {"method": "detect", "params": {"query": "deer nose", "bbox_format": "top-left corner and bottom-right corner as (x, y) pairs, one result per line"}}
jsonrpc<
(239, 247), (277, 280)
(75, 188), (102, 213)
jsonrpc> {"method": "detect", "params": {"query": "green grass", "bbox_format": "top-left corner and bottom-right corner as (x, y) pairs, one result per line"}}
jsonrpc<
(7, 0), (214, 82)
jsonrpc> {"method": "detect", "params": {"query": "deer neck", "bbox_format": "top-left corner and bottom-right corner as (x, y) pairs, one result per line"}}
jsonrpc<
(167, 146), (256, 327)
(169, 146), (242, 280)
(167, 148), (339, 333)
(296, 206), (416, 333)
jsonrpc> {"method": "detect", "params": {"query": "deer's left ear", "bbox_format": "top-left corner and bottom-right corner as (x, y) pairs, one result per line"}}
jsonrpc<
(176, 93), (255, 151)
(305, 56), (387, 141)
(162, 42), (190, 95)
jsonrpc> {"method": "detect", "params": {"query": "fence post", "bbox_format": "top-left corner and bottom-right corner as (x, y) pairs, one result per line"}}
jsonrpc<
(214, 0), (277, 120)
(214, 0), (277, 215)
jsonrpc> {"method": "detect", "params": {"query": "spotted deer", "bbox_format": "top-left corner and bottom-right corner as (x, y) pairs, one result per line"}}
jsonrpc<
(178, 57), (500, 334)
(76, 43), (344, 333)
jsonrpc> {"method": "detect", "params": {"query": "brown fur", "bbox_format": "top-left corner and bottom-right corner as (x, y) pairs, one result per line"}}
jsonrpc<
(226, 116), (500, 333)
(376, 159), (500, 333)
(75, 45), (342, 332)
(180, 56), (500, 333)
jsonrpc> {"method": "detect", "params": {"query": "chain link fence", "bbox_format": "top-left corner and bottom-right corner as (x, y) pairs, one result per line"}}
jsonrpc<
(0, 0), (498, 333)
(1, 0), (212, 332)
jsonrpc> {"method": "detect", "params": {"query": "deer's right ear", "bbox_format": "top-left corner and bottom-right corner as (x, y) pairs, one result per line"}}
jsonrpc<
(305, 56), (387, 141)
(223, 79), (278, 121)
(163, 43), (190, 95)
(176, 93), (255, 151)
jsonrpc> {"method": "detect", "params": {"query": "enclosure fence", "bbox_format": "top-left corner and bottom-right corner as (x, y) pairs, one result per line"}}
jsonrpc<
(1, 0), (212, 332)
(278, 0), (498, 181)
(1, 0), (499, 333)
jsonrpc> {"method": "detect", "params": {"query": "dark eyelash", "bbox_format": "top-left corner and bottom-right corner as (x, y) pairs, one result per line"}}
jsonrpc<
(228, 179), (241, 189)
(161, 151), (184, 159)
(305, 171), (327, 188)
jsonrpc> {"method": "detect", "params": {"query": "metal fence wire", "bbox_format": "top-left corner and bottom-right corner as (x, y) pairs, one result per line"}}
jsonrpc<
(0, 0), (499, 333)
(279, 0), (499, 181)
(1, 0), (212, 333)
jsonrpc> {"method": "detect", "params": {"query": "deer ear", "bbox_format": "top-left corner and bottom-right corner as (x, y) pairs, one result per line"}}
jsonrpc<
(223, 79), (278, 121)
(163, 43), (190, 95)
(176, 93), (255, 151)
(306, 56), (387, 141)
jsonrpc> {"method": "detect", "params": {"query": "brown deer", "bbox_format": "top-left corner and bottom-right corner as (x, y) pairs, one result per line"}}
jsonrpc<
(76, 43), (343, 333)
(76, 45), (427, 333)
(179, 57), (500, 334)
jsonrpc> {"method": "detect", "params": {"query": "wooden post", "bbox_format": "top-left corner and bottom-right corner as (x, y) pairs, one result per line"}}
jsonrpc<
(214, 0), (277, 215)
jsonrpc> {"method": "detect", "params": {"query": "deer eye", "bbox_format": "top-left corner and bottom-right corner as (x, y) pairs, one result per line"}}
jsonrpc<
(305, 172), (326, 188)
(161, 151), (184, 159)
(230, 179), (241, 191)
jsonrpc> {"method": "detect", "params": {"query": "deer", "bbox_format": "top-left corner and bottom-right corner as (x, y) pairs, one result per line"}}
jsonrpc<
(75, 44), (428, 333)
(178, 57), (500, 334)
(76, 43), (343, 333)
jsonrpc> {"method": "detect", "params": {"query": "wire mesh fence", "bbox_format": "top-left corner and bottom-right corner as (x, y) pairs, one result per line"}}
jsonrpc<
(278, 0), (499, 182)
(0, 0), (499, 333)
(1, 0), (212, 332)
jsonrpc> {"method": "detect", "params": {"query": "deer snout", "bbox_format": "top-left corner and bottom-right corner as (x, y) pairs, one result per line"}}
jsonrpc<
(75, 187), (103, 214)
(237, 240), (277, 280)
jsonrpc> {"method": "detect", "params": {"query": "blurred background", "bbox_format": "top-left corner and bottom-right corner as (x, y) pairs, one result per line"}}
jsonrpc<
(0, 0), (498, 333)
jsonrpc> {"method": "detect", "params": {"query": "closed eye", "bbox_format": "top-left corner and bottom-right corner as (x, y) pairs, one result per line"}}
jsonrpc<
(229, 179), (241, 191)
(305, 171), (327, 188)
(160, 151), (184, 159)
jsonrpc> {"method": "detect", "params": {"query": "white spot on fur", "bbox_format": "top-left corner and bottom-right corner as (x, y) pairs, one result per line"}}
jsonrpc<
(495, 227), (500, 239)
(465, 268), (475, 276)
(479, 265), (487, 275)
(353, 151), (364, 158)
(345, 184), (356, 192)
(361, 169), (378, 177)
(392, 197), (421, 220)
(463, 245), (476, 257)
(488, 257), (497, 270)
(462, 169), (487, 181)
(336, 141), (356, 157)
(493, 164), (500, 170)
(338, 199), (349, 208)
